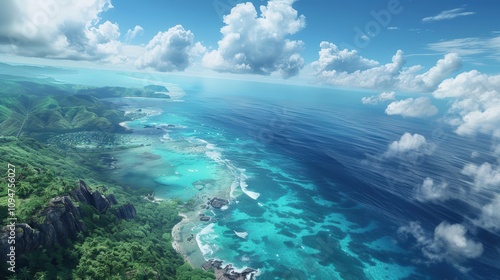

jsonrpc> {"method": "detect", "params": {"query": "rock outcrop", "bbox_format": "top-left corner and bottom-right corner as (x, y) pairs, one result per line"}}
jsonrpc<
(209, 197), (229, 209)
(1, 196), (86, 260)
(202, 259), (257, 280)
(1, 180), (137, 261)
(115, 203), (137, 220)
(106, 194), (119, 205)
(71, 180), (111, 213)
(39, 196), (87, 246)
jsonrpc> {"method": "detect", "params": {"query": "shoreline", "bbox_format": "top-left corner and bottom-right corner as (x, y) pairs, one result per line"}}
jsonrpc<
(171, 203), (261, 279)
(171, 211), (207, 267)
(111, 100), (258, 276)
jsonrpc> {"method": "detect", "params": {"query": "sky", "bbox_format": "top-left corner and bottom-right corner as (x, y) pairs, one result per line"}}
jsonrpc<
(0, 0), (499, 88)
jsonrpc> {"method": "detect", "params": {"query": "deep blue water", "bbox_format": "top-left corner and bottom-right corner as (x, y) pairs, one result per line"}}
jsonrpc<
(49, 70), (500, 279)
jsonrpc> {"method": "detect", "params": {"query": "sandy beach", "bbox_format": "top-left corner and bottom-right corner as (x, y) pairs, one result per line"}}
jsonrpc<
(171, 211), (207, 267)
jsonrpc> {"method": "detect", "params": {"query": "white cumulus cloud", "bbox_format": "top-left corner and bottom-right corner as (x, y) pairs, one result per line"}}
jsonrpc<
(386, 133), (429, 156)
(432, 222), (484, 260)
(202, 0), (306, 78)
(385, 97), (438, 117)
(476, 195), (500, 232)
(312, 42), (379, 74)
(0, 0), (126, 62)
(434, 71), (500, 150)
(135, 25), (203, 72)
(312, 43), (461, 92)
(415, 177), (449, 202)
(399, 222), (483, 265)
(461, 162), (500, 189)
(361, 91), (396, 105)
(125, 25), (144, 42)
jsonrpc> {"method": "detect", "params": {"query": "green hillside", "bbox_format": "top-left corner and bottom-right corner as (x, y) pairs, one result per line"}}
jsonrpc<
(0, 78), (213, 280)
(0, 79), (170, 138)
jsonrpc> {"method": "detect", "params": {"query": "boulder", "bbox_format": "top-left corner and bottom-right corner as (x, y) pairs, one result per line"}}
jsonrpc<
(209, 197), (229, 209)
(200, 216), (211, 222)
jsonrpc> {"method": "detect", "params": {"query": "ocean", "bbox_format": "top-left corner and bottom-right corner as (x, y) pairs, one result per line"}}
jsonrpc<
(49, 69), (500, 279)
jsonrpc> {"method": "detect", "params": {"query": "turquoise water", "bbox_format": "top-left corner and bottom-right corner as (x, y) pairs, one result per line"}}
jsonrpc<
(48, 70), (500, 279)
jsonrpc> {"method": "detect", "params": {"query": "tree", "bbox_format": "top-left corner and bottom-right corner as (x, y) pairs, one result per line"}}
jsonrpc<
(34, 272), (47, 280)
(19, 267), (31, 280)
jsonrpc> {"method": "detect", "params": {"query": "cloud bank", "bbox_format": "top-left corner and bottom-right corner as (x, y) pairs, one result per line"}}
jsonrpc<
(0, 0), (125, 62)
(202, 0), (306, 78)
(385, 97), (438, 117)
(312, 43), (461, 92)
(361, 91), (396, 105)
(433, 70), (500, 141)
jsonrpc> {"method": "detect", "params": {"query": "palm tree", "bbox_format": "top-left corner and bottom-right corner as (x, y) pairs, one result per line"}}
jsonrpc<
(19, 267), (32, 280)
(34, 271), (47, 280)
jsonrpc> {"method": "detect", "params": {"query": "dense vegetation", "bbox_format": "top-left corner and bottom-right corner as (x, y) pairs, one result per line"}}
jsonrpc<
(0, 76), (213, 279)
(0, 77), (169, 139)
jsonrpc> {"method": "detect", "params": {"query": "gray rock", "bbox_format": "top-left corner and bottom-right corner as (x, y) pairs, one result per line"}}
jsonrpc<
(0, 196), (87, 261)
(106, 194), (119, 205)
(1, 180), (136, 261)
(202, 259), (257, 280)
(200, 216), (211, 222)
(209, 197), (229, 209)
(115, 203), (137, 220)
(72, 180), (111, 213)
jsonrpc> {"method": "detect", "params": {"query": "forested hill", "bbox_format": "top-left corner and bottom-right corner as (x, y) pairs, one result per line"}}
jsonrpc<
(0, 77), (214, 280)
(0, 77), (169, 139)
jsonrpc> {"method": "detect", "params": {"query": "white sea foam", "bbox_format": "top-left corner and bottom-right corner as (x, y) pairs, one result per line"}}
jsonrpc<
(205, 150), (223, 162)
(162, 133), (171, 140)
(234, 230), (248, 239)
(230, 180), (238, 198)
(221, 205), (229, 210)
(206, 143), (216, 150)
(239, 171), (260, 200)
(196, 223), (218, 257)
(189, 137), (261, 200)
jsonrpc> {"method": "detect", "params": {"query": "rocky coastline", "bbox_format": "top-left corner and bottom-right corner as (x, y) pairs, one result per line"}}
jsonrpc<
(202, 259), (258, 280)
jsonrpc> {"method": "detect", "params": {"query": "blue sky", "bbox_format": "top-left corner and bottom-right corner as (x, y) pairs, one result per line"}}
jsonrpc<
(99, 0), (499, 70)
(0, 0), (499, 87)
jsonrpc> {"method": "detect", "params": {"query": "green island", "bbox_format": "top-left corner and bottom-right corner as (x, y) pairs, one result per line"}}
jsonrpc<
(0, 77), (215, 280)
